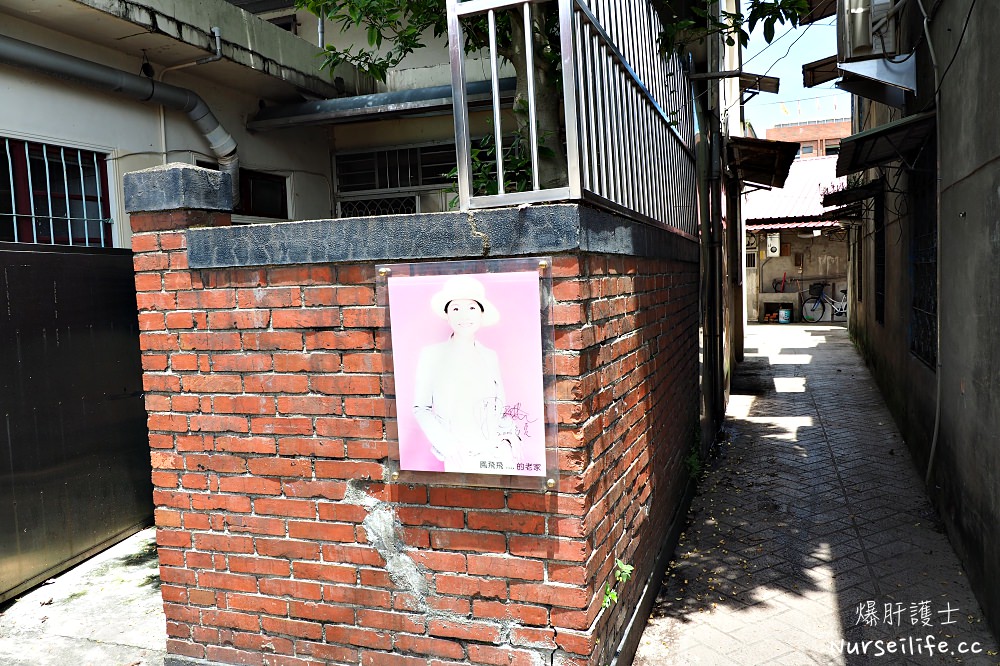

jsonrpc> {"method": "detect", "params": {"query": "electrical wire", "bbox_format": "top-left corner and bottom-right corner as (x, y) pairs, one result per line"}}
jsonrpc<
(920, 0), (978, 111)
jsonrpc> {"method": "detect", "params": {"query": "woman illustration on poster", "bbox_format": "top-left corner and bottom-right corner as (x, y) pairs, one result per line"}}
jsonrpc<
(412, 275), (521, 473)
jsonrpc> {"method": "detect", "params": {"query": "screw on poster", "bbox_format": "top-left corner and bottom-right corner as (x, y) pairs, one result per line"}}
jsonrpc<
(384, 265), (548, 477)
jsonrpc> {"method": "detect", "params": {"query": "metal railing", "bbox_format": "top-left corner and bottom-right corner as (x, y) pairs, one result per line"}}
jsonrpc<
(447, 0), (697, 236)
(2, 137), (114, 248)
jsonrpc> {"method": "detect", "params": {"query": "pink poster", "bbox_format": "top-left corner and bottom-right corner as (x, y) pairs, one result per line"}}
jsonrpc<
(387, 270), (546, 476)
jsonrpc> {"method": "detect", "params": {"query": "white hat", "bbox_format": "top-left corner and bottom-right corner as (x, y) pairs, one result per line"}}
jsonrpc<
(430, 274), (500, 326)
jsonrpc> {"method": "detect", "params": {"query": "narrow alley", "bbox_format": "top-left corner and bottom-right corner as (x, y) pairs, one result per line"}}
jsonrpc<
(635, 324), (999, 665)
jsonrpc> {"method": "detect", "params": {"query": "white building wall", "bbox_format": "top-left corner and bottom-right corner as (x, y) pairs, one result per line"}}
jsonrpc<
(0, 13), (334, 248)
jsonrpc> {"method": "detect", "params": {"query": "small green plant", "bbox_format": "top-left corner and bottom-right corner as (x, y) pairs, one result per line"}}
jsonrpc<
(601, 558), (635, 609)
(685, 448), (702, 478)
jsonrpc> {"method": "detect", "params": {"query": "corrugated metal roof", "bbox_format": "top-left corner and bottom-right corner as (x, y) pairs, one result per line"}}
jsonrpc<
(746, 220), (842, 231)
(742, 155), (846, 222)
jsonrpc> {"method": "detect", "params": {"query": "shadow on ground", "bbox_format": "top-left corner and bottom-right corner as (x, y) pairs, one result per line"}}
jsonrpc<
(635, 325), (999, 665)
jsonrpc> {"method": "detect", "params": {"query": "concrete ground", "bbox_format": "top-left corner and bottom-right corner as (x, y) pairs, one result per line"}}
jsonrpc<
(635, 323), (1000, 665)
(0, 527), (166, 666)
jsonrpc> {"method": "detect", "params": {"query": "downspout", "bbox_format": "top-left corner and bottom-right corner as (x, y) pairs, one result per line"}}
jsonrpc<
(0, 33), (240, 205)
(916, 0), (943, 486)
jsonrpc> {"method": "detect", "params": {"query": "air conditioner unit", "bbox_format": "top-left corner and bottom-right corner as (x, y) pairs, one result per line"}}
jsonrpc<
(766, 233), (781, 257)
(837, 0), (897, 62)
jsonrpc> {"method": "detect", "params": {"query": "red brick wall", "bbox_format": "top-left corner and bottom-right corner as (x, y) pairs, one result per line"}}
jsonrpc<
(133, 214), (699, 666)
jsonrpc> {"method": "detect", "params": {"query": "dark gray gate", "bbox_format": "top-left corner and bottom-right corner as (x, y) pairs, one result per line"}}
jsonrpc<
(0, 242), (151, 603)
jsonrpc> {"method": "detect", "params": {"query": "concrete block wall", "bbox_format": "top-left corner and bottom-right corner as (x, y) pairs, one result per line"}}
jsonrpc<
(127, 164), (700, 666)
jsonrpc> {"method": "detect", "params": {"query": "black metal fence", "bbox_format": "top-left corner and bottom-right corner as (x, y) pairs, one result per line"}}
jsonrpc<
(0, 242), (151, 603)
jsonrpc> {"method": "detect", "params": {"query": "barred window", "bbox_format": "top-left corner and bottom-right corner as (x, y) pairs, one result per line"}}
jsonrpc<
(1, 137), (113, 247)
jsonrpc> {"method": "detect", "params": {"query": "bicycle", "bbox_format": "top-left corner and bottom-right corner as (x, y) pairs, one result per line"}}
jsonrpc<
(801, 282), (847, 323)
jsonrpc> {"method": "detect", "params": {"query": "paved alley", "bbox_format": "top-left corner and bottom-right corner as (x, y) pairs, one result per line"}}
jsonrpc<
(635, 324), (999, 665)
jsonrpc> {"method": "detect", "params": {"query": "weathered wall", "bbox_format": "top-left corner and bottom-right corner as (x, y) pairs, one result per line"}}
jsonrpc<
(849, 0), (1000, 641)
(0, 11), (334, 248)
(127, 164), (701, 666)
(746, 230), (848, 322)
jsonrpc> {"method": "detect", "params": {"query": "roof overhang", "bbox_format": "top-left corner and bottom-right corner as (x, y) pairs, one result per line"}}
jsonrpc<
(746, 205), (861, 228)
(836, 58), (915, 108)
(800, 0), (836, 25)
(836, 111), (936, 176)
(822, 179), (883, 207)
(803, 55), (839, 87)
(0, 0), (340, 100)
(740, 72), (780, 94)
(746, 219), (846, 231)
(249, 78), (516, 129)
(728, 137), (800, 188)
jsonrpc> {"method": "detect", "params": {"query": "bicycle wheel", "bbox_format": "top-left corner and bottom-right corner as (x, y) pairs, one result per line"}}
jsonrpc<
(801, 297), (825, 323)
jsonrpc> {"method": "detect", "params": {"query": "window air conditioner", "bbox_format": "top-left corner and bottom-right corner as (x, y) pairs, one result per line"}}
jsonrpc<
(837, 0), (897, 62)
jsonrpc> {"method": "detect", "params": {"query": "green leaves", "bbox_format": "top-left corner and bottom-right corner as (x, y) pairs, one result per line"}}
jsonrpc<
(655, 0), (809, 55)
(602, 558), (635, 609)
(296, 0), (448, 82)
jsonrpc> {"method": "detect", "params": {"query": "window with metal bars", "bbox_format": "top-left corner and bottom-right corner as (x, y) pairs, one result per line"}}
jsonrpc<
(1, 137), (113, 247)
(909, 148), (937, 368)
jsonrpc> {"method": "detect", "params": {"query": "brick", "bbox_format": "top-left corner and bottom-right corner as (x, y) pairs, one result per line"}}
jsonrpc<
(313, 460), (384, 481)
(467, 512), (545, 535)
(218, 476), (282, 496)
(242, 332), (304, 351)
(509, 582), (589, 608)
(207, 309), (270, 329)
(182, 375), (243, 393)
(428, 619), (501, 643)
(276, 396), (341, 415)
(258, 578), (322, 600)
(310, 375), (380, 395)
(253, 498), (317, 518)
(244, 374), (309, 393)
(247, 457), (312, 478)
(357, 609), (425, 634)
(315, 419), (383, 440)
(429, 531), (506, 553)
(289, 601), (355, 624)
(237, 287), (301, 309)
(434, 574), (507, 599)
(193, 534), (253, 554)
(198, 571), (258, 593)
(225, 593), (288, 615)
(224, 515), (285, 536)
(472, 600), (548, 626)
(324, 625), (391, 650)
(211, 354), (273, 372)
(467, 554), (545, 581)
(282, 480), (348, 500)
(391, 634), (465, 660)
(509, 536), (587, 562)
(396, 507), (465, 529)
(250, 417), (314, 435)
(213, 395), (276, 415)
(303, 330), (374, 350)
(214, 436), (277, 455)
(261, 617), (322, 640)
(271, 308), (340, 329)
(429, 488), (505, 509)
(288, 521), (356, 542)
(272, 353), (341, 373)
(322, 583), (390, 606)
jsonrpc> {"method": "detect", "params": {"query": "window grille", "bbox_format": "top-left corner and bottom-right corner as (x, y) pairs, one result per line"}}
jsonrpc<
(910, 148), (937, 367)
(336, 144), (457, 194)
(1, 137), (113, 247)
(338, 196), (418, 218)
(874, 193), (886, 325)
(746, 252), (757, 269)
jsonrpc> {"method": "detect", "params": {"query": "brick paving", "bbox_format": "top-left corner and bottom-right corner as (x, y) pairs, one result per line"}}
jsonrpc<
(635, 324), (1000, 665)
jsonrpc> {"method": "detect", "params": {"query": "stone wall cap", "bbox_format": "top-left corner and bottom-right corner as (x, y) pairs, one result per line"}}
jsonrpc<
(124, 163), (233, 213)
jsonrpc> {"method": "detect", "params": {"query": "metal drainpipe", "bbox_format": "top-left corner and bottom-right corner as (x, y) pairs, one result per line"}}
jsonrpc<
(916, 0), (943, 486)
(0, 33), (240, 205)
